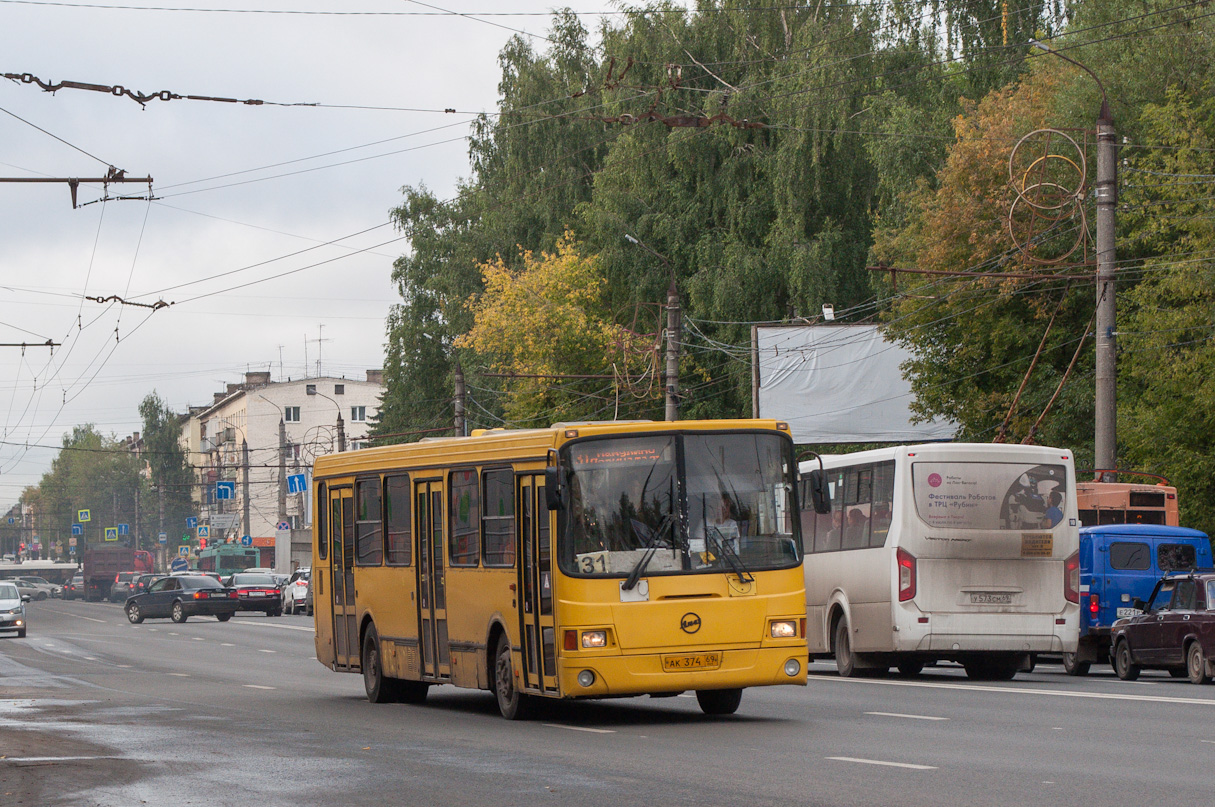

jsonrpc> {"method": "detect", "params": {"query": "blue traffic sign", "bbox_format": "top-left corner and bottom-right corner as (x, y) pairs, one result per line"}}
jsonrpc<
(240, 535), (253, 547)
(171, 557), (189, 571)
(118, 523), (129, 536)
(71, 524), (83, 536)
(186, 517), (198, 529)
(104, 527), (118, 542)
(287, 473), (307, 494)
(158, 532), (168, 544)
(216, 481), (235, 500)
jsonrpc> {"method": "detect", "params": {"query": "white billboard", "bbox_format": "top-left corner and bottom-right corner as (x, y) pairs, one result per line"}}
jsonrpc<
(755, 324), (956, 444)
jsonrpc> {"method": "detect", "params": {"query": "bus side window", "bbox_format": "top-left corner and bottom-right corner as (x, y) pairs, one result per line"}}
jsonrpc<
(385, 475), (411, 566)
(869, 461), (895, 548)
(316, 482), (328, 561)
(482, 469), (515, 567)
(450, 469), (480, 567)
(814, 474), (841, 553)
(355, 478), (383, 566)
(841, 467), (870, 551)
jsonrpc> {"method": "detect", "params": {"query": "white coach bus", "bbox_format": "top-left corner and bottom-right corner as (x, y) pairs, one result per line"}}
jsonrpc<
(799, 443), (1080, 680)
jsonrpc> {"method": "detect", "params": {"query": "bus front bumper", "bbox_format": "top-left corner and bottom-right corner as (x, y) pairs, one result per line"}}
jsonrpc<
(557, 645), (807, 698)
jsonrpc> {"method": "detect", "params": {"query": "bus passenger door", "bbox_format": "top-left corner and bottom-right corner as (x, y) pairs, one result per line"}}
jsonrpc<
(518, 476), (558, 694)
(415, 479), (450, 680)
(329, 487), (359, 670)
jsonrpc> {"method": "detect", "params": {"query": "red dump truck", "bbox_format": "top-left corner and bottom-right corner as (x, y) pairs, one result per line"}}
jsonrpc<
(81, 545), (153, 602)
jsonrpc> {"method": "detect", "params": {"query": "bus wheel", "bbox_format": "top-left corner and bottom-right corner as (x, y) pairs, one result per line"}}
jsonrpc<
(896, 660), (923, 677)
(362, 626), (396, 704)
(833, 618), (856, 677)
(1188, 642), (1210, 685)
(494, 635), (531, 720)
(1062, 653), (1090, 677)
(695, 688), (742, 716)
(1114, 640), (1140, 681)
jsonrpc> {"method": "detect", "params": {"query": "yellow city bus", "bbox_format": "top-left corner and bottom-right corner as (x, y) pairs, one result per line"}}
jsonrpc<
(312, 419), (807, 719)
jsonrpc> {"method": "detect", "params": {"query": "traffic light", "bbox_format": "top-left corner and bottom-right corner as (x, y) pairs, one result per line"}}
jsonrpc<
(199, 537), (207, 550)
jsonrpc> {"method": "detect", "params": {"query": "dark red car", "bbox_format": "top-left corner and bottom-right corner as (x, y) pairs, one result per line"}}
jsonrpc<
(1110, 571), (1215, 684)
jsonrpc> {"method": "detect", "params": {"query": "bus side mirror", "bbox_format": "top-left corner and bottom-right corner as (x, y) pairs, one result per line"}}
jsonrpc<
(807, 469), (831, 515)
(544, 467), (565, 511)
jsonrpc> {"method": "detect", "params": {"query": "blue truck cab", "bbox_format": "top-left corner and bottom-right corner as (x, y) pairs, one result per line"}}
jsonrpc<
(1066, 524), (1213, 675)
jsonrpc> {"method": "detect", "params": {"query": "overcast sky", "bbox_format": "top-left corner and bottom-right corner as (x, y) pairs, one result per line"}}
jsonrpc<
(0, 0), (652, 509)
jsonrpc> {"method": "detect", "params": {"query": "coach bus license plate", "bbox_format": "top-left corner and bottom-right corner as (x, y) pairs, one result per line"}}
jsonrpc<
(662, 652), (722, 672)
(970, 592), (1013, 605)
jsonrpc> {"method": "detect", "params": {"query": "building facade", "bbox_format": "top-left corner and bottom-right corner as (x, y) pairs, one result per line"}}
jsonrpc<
(185, 370), (383, 571)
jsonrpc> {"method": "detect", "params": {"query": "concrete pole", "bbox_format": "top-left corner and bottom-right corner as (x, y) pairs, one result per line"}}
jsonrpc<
(1094, 101), (1118, 480)
(665, 279), (681, 421)
(241, 439), (251, 541)
(336, 414), (346, 453)
(454, 362), (466, 436)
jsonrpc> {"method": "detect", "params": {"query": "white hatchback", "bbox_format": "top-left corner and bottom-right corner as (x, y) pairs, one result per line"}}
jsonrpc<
(281, 568), (311, 615)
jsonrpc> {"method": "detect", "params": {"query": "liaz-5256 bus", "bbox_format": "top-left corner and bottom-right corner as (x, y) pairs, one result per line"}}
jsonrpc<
(312, 419), (807, 719)
(799, 443), (1080, 680)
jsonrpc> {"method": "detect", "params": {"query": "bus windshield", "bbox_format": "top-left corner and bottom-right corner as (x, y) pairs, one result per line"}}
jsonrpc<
(559, 432), (800, 578)
(911, 461), (1069, 531)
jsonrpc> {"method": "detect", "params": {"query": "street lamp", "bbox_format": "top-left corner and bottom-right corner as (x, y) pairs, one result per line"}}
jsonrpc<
(1030, 39), (1118, 480)
(625, 233), (680, 421)
(307, 387), (346, 453)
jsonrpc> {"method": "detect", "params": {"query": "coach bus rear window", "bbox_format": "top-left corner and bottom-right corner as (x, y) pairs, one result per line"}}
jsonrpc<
(911, 462), (1068, 531)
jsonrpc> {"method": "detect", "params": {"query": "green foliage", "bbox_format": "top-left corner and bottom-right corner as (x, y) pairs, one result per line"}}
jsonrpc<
(139, 393), (195, 550)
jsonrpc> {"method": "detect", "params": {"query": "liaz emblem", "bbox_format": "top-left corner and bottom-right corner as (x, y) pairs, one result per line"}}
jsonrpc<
(680, 612), (701, 634)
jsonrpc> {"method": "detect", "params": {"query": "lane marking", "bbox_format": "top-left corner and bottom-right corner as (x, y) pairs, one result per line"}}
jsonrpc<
(814, 674), (1215, 706)
(167, 673), (189, 678)
(827, 757), (937, 771)
(39, 607), (106, 623)
(116, 665), (132, 668)
(192, 637), (205, 641)
(83, 657), (97, 661)
(228, 621), (315, 633)
(865, 711), (949, 721)
(243, 684), (276, 690)
(221, 643), (235, 647)
(168, 632), (180, 636)
(258, 649), (276, 654)
(2, 755), (117, 763)
(543, 724), (616, 734)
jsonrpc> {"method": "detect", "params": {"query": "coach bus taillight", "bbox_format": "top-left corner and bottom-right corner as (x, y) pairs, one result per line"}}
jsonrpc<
(1064, 552), (1080, 604)
(1089, 593), (1099, 615)
(896, 548), (916, 602)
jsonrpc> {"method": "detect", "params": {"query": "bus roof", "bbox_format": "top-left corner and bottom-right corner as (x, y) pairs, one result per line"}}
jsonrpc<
(313, 419), (791, 480)
(1079, 524), (1208, 539)
(804, 442), (1072, 468)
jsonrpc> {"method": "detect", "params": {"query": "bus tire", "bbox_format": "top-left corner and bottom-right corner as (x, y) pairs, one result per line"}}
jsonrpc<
(896, 660), (923, 677)
(1062, 652), (1090, 677)
(695, 688), (742, 716)
(494, 635), (531, 720)
(1114, 640), (1140, 681)
(362, 626), (395, 704)
(833, 618), (857, 678)
(1188, 642), (1210, 685)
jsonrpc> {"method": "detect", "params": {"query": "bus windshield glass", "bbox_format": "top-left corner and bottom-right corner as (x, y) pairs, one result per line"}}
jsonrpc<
(911, 461), (1069, 531)
(559, 432), (800, 577)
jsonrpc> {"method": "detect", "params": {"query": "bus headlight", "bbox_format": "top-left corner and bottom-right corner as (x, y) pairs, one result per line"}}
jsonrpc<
(770, 620), (797, 639)
(577, 670), (596, 688)
(581, 630), (607, 648)
(784, 658), (802, 677)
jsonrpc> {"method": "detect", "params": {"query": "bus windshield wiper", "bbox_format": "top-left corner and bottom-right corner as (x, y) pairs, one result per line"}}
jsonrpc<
(623, 514), (676, 591)
(708, 527), (754, 585)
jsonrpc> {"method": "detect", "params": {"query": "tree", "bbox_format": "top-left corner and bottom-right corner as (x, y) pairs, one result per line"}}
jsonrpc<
(457, 232), (657, 424)
(139, 393), (195, 553)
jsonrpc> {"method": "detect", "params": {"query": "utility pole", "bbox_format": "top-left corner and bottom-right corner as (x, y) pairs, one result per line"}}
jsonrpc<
(665, 278), (681, 421)
(454, 362), (466, 437)
(0, 167), (152, 208)
(278, 419), (288, 526)
(1094, 102), (1118, 480)
(336, 413), (346, 453)
(241, 439), (250, 541)
(1031, 40), (1117, 479)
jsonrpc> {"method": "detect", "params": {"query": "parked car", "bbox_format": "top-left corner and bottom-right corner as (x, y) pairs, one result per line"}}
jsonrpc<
(0, 581), (30, 637)
(132, 573), (164, 596)
(1066, 524), (1213, 675)
(15, 576), (61, 599)
(62, 572), (85, 600)
(281, 568), (310, 615)
(110, 571), (141, 602)
(124, 575), (239, 624)
(228, 573), (282, 616)
(304, 575), (313, 616)
(1110, 571), (1215, 684)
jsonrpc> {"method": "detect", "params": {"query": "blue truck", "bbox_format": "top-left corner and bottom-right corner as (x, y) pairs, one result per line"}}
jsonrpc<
(1065, 524), (1213, 675)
